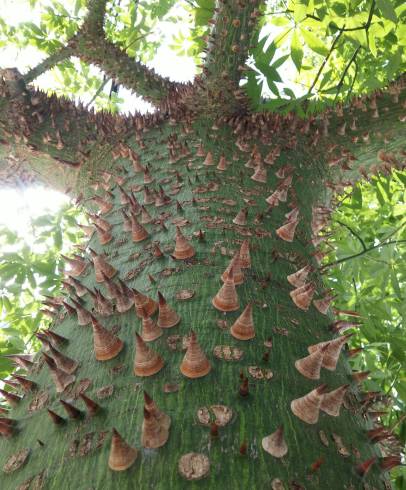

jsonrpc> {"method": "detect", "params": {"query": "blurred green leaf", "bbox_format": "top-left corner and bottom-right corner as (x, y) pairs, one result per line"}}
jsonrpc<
(376, 0), (398, 23)
(300, 28), (329, 56)
(291, 31), (304, 71)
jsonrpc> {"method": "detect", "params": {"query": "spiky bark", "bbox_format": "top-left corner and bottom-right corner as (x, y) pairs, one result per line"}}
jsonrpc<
(0, 2), (405, 489)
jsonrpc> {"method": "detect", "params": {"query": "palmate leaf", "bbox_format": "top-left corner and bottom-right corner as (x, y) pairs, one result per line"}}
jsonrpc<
(325, 170), (406, 456)
(290, 31), (303, 71)
(245, 71), (261, 109)
(376, 0), (398, 23)
(300, 27), (329, 56)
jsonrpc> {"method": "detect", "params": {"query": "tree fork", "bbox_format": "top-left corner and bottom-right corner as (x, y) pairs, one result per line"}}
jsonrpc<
(74, 0), (190, 108)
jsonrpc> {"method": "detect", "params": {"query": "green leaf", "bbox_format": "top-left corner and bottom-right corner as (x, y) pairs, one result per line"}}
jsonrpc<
(300, 28), (329, 55)
(272, 55), (289, 69)
(291, 31), (304, 71)
(375, 181), (388, 205)
(386, 49), (402, 79)
(2, 296), (12, 311)
(252, 35), (267, 59)
(270, 17), (290, 26)
(264, 42), (277, 62)
(283, 87), (296, 98)
(53, 229), (63, 249)
(273, 28), (292, 48)
(245, 72), (261, 108)
(24, 22), (43, 37)
(319, 70), (333, 89)
(391, 271), (402, 298)
(259, 99), (288, 110)
(194, 7), (212, 26)
(368, 32), (377, 57)
(376, 0), (397, 23)
(257, 62), (282, 82)
(266, 79), (280, 96)
(351, 184), (363, 209)
(395, 171), (406, 186)
(293, 0), (308, 23)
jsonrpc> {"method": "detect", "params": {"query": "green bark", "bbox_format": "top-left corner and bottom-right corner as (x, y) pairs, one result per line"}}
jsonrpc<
(0, 110), (397, 489)
(0, 2), (405, 486)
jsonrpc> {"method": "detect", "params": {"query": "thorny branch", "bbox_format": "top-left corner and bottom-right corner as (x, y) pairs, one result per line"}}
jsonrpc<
(203, 0), (265, 86)
(24, 45), (75, 84)
(21, 0), (185, 107)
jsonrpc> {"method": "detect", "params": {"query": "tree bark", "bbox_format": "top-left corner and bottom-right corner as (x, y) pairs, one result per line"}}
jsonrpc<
(1, 99), (403, 488)
(0, 1), (405, 487)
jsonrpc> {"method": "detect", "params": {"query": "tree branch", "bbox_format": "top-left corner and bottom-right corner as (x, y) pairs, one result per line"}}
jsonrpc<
(307, 30), (344, 96)
(322, 240), (406, 269)
(335, 220), (367, 251)
(24, 45), (75, 84)
(74, 0), (188, 107)
(21, 0), (189, 108)
(84, 0), (108, 36)
(202, 0), (265, 108)
(85, 75), (109, 108)
(334, 46), (361, 102)
(74, 37), (185, 108)
(0, 68), (111, 193)
(317, 74), (406, 190)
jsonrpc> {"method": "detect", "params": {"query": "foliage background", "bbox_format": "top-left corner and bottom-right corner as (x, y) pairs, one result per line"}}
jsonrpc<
(0, 204), (84, 379)
(325, 170), (406, 488)
(1, 0), (405, 112)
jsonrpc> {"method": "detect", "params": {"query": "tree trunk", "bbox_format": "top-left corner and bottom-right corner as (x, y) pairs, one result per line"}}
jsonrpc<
(1, 100), (404, 489)
(0, 0), (405, 485)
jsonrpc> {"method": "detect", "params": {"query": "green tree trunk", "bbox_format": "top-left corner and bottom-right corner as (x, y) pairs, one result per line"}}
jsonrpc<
(1, 100), (404, 489)
(0, 0), (405, 487)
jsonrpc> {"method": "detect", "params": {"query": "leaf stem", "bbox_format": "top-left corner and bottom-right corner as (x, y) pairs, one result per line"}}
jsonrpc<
(322, 239), (406, 269)
(334, 46), (360, 102)
(307, 30), (343, 95)
(336, 220), (367, 251)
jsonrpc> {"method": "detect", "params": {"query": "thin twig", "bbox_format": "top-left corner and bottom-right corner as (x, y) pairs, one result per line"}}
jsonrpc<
(322, 239), (406, 269)
(380, 222), (406, 242)
(123, 32), (150, 52)
(85, 76), (109, 108)
(336, 220), (367, 251)
(334, 46), (360, 102)
(346, 61), (358, 101)
(307, 30), (344, 95)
